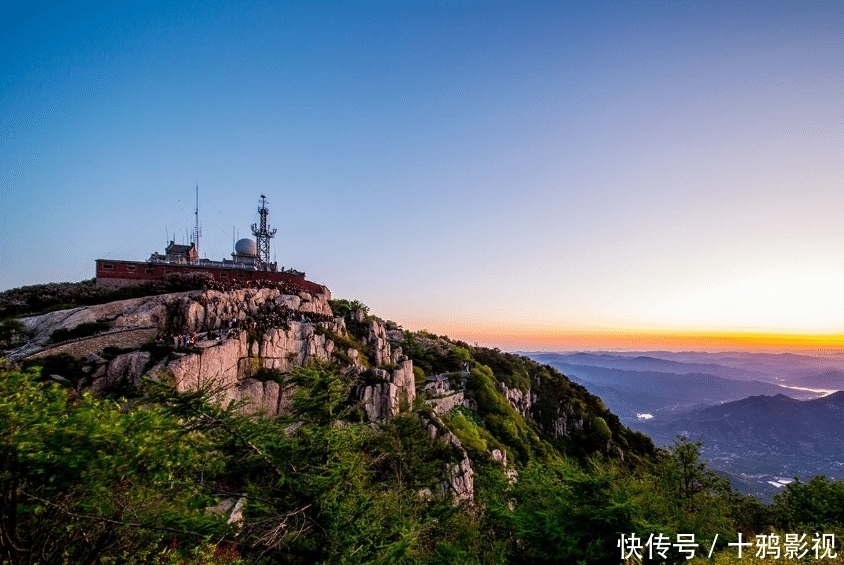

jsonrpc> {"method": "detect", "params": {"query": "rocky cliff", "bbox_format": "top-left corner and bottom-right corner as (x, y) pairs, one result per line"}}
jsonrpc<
(358, 360), (416, 423)
(11, 287), (424, 425)
(12, 287), (332, 359)
(7, 281), (659, 509)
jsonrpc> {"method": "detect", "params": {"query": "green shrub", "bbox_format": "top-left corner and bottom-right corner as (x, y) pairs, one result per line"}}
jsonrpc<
(592, 416), (612, 441)
(0, 318), (25, 351)
(413, 365), (426, 385)
(328, 298), (370, 317)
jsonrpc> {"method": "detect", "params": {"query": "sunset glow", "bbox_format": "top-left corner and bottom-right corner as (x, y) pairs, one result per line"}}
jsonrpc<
(2, 2), (842, 350)
(441, 326), (844, 353)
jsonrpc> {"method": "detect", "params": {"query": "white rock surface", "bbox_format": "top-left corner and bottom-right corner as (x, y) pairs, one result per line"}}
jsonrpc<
(358, 359), (417, 423)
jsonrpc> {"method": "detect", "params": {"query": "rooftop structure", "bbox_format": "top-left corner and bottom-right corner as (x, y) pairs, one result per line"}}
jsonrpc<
(96, 194), (321, 294)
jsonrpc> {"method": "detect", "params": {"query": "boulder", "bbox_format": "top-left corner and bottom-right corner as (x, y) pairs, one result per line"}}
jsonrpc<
(366, 319), (392, 366)
(167, 334), (247, 393)
(358, 359), (416, 423)
(262, 380), (280, 416)
(106, 351), (151, 386)
(256, 321), (335, 373)
(231, 378), (265, 414)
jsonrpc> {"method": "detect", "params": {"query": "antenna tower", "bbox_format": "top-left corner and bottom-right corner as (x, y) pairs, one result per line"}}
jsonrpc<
(251, 194), (277, 270)
(191, 184), (202, 259)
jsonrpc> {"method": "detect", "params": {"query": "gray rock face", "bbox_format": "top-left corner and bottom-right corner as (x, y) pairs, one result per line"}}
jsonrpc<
(358, 359), (417, 423)
(422, 416), (475, 504)
(253, 321), (335, 374)
(162, 326), (323, 416)
(359, 383), (400, 423)
(14, 293), (173, 358)
(168, 334), (247, 393)
(498, 382), (532, 416)
(392, 360), (415, 399)
(231, 378), (265, 413)
(552, 417), (567, 437)
(386, 329), (405, 345)
(262, 381), (280, 415)
(419, 415), (475, 504)
(360, 318), (406, 366)
(219, 378), (295, 417)
(169, 288), (332, 334)
(391, 346), (405, 364)
(366, 319), (392, 367)
(433, 425), (475, 504)
(106, 351), (151, 386)
(446, 454), (475, 503)
(14, 286), (332, 360)
(319, 317), (347, 336)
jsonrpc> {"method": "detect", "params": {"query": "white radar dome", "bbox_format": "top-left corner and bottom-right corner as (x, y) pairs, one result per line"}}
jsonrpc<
(235, 238), (258, 256)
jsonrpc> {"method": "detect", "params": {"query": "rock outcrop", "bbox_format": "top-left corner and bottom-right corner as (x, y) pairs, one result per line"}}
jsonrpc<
(498, 381), (532, 416)
(422, 415), (475, 504)
(361, 317), (407, 366)
(167, 334), (248, 393)
(366, 319), (392, 366)
(166, 288), (331, 335)
(12, 286), (340, 416)
(358, 360), (416, 423)
(444, 435), (475, 503)
(13, 287), (332, 360)
(106, 351), (151, 386)
(159, 327), (321, 415)
(251, 322), (334, 374)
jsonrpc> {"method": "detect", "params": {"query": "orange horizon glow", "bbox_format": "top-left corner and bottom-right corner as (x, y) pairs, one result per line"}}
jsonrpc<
(428, 325), (844, 353)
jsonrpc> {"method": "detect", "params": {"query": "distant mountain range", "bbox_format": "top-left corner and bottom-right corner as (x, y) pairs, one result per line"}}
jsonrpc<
(525, 353), (818, 421)
(532, 352), (768, 381)
(524, 351), (844, 497)
(637, 392), (844, 497)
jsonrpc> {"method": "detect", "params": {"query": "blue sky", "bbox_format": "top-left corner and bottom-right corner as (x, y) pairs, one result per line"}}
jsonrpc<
(2, 1), (843, 348)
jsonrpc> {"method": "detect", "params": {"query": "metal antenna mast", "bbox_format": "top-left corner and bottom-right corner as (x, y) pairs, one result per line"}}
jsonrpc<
(251, 194), (276, 270)
(191, 184), (202, 259)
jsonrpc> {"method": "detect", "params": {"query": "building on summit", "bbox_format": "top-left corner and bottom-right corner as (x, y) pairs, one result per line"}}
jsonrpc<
(96, 194), (323, 294)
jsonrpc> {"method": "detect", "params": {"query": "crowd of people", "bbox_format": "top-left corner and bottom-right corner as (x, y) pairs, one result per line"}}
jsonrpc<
(198, 277), (313, 296)
(245, 301), (335, 335)
(170, 299), (336, 349)
(174, 331), (201, 348)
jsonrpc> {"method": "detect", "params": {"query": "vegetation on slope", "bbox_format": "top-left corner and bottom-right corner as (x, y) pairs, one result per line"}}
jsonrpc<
(2, 295), (844, 563)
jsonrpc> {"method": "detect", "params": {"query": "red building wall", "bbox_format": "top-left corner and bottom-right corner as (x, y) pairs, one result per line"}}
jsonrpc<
(95, 260), (325, 295)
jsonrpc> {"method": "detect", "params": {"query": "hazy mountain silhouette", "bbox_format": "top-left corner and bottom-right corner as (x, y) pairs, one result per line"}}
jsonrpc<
(525, 357), (806, 421)
(636, 392), (844, 496)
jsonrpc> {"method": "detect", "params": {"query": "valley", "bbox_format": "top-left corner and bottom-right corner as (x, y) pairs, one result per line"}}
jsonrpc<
(527, 351), (844, 498)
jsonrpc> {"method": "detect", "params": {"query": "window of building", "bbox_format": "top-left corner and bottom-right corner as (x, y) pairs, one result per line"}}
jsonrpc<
(220, 273), (227, 278)
(145, 268), (153, 274)
(237, 274), (245, 278)
(102, 264), (113, 270)
(165, 270), (173, 275)
(127, 265), (136, 271)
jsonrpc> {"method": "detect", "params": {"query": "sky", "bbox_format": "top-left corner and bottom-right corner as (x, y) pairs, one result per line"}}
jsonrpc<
(1, 1), (843, 351)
